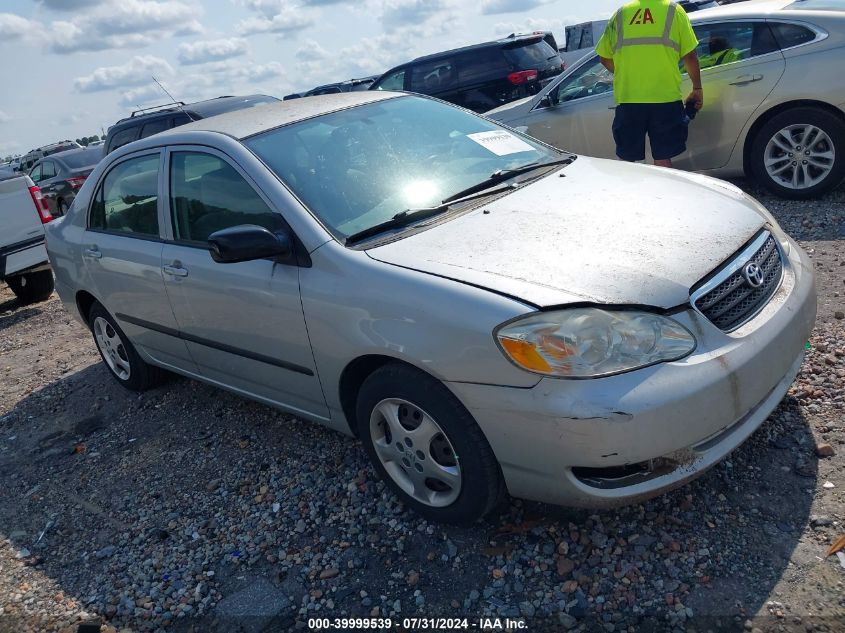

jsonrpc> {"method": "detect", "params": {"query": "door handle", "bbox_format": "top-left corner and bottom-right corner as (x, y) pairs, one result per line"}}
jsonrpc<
(83, 247), (102, 260)
(162, 264), (189, 278)
(729, 74), (763, 86)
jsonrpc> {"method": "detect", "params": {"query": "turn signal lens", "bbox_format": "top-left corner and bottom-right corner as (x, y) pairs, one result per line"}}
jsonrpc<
(496, 308), (696, 378)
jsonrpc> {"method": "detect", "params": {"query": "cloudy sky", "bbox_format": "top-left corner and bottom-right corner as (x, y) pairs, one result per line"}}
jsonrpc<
(0, 0), (618, 158)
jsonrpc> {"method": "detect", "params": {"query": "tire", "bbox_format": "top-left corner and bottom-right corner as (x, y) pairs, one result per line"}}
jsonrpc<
(356, 363), (505, 524)
(6, 269), (54, 303)
(88, 302), (164, 391)
(750, 107), (845, 199)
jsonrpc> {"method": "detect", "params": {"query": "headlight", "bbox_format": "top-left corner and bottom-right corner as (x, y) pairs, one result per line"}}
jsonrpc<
(495, 308), (696, 378)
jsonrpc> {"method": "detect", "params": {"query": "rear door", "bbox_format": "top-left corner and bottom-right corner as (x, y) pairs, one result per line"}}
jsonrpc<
(408, 57), (462, 106)
(160, 147), (328, 418)
(676, 20), (785, 171)
(517, 55), (617, 158)
(34, 160), (60, 214)
(82, 150), (195, 370)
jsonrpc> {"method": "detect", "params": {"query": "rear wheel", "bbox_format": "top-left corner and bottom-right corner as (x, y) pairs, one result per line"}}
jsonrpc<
(356, 363), (505, 524)
(88, 302), (164, 391)
(6, 269), (54, 303)
(750, 107), (845, 199)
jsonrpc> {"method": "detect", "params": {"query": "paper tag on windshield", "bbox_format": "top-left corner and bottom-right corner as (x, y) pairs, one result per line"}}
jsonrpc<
(467, 131), (534, 156)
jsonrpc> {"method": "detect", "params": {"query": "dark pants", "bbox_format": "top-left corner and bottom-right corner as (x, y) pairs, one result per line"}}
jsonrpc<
(612, 101), (689, 161)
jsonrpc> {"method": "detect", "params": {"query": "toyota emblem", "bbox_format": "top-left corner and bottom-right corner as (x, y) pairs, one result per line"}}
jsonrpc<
(743, 262), (765, 288)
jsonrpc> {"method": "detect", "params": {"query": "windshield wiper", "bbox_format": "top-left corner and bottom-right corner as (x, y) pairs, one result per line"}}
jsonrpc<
(441, 156), (574, 204)
(345, 182), (520, 246)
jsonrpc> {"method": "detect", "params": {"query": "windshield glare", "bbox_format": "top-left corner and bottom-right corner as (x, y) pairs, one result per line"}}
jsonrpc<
(245, 96), (560, 239)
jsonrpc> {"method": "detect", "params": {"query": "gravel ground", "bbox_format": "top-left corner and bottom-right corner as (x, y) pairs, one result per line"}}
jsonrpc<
(0, 181), (843, 633)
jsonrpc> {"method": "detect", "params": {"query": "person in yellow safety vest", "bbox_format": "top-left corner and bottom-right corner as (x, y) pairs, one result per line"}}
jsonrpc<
(699, 35), (742, 69)
(596, 0), (703, 168)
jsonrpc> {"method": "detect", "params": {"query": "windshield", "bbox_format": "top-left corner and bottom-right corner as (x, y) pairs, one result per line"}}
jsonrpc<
(245, 96), (561, 240)
(786, 0), (845, 9)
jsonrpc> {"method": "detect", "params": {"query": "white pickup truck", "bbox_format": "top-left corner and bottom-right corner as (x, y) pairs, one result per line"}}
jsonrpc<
(0, 172), (55, 303)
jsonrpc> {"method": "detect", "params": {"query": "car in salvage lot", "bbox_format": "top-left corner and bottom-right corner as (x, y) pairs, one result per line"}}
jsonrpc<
(45, 92), (816, 523)
(28, 146), (104, 217)
(487, 0), (845, 199)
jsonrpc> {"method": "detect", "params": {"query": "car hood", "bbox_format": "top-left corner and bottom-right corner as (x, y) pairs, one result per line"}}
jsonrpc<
(485, 96), (533, 119)
(367, 157), (768, 308)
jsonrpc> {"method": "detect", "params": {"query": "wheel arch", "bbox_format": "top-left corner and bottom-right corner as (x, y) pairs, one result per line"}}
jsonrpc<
(743, 100), (845, 175)
(75, 289), (98, 326)
(338, 354), (441, 437)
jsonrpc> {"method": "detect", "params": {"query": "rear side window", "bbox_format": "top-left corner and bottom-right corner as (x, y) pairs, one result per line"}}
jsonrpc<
(140, 118), (170, 139)
(410, 58), (457, 93)
(29, 164), (42, 182)
(41, 161), (57, 178)
(770, 22), (817, 48)
(89, 154), (160, 237)
(503, 40), (558, 68)
(169, 152), (284, 244)
(457, 49), (510, 84)
(692, 22), (779, 68)
(172, 113), (193, 127)
(108, 127), (139, 153)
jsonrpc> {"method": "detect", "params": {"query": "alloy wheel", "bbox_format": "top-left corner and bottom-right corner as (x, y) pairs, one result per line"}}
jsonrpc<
(369, 398), (461, 507)
(764, 123), (835, 190)
(93, 316), (131, 380)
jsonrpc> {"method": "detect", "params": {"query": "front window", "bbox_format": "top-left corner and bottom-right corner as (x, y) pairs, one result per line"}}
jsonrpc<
(552, 58), (613, 103)
(373, 70), (405, 91)
(169, 151), (285, 244)
(245, 96), (561, 240)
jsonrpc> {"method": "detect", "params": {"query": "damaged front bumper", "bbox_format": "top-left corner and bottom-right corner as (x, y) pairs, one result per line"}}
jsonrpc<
(447, 237), (817, 508)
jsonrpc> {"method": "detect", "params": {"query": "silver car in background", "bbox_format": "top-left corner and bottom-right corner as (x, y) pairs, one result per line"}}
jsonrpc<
(487, 0), (845, 199)
(46, 92), (816, 523)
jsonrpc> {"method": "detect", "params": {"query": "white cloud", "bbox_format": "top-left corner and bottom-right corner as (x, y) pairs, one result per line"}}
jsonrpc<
(0, 12), (37, 41)
(295, 38), (331, 61)
(481, 0), (551, 15)
(381, 0), (447, 27)
(0, 110), (10, 123)
(236, 7), (314, 35)
(49, 0), (203, 54)
(74, 55), (174, 92)
(36, 0), (104, 10)
(178, 38), (248, 65)
(494, 16), (564, 37)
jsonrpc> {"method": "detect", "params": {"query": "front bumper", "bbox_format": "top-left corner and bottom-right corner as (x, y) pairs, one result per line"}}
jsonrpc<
(447, 238), (817, 508)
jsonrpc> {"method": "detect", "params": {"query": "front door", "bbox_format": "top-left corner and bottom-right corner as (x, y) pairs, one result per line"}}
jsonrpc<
(676, 20), (785, 171)
(160, 148), (328, 419)
(519, 56), (617, 158)
(82, 150), (194, 370)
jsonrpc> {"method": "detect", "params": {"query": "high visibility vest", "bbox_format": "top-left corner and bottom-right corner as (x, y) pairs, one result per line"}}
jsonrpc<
(596, 1), (698, 104)
(614, 1), (681, 54)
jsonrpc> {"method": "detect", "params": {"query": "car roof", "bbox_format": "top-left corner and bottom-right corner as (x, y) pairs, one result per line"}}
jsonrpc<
(152, 91), (401, 142)
(111, 94), (278, 128)
(689, 0), (805, 19)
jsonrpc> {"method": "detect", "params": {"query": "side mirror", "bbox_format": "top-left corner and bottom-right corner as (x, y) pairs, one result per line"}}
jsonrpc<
(539, 91), (559, 109)
(207, 224), (293, 264)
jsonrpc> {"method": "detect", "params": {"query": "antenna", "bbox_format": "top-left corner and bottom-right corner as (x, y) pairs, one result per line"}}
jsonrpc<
(152, 76), (195, 122)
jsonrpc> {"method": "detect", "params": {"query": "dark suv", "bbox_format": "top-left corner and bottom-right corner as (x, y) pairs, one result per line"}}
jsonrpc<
(283, 76), (379, 100)
(370, 34), (564, 112)
(103, 94), (279, 155)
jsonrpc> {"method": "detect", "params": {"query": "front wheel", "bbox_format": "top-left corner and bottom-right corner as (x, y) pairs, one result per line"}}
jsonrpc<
(88, 302), (164, 391)
(750, 107), (845, 199)
(356, 363), (505, 524)
(7, 269), (54, 303)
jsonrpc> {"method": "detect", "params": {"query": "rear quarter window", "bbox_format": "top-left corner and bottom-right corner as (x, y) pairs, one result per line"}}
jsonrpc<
(769, 22), (818, 48)
(457, 49), (510, 84)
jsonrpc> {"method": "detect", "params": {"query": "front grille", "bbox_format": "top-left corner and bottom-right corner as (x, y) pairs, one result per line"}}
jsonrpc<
(692, 233), (783, 332)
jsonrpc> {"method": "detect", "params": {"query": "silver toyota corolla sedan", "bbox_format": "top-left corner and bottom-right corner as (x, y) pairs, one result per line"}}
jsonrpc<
(487, 0), (845, 199)
(46, 92), (816, 524)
